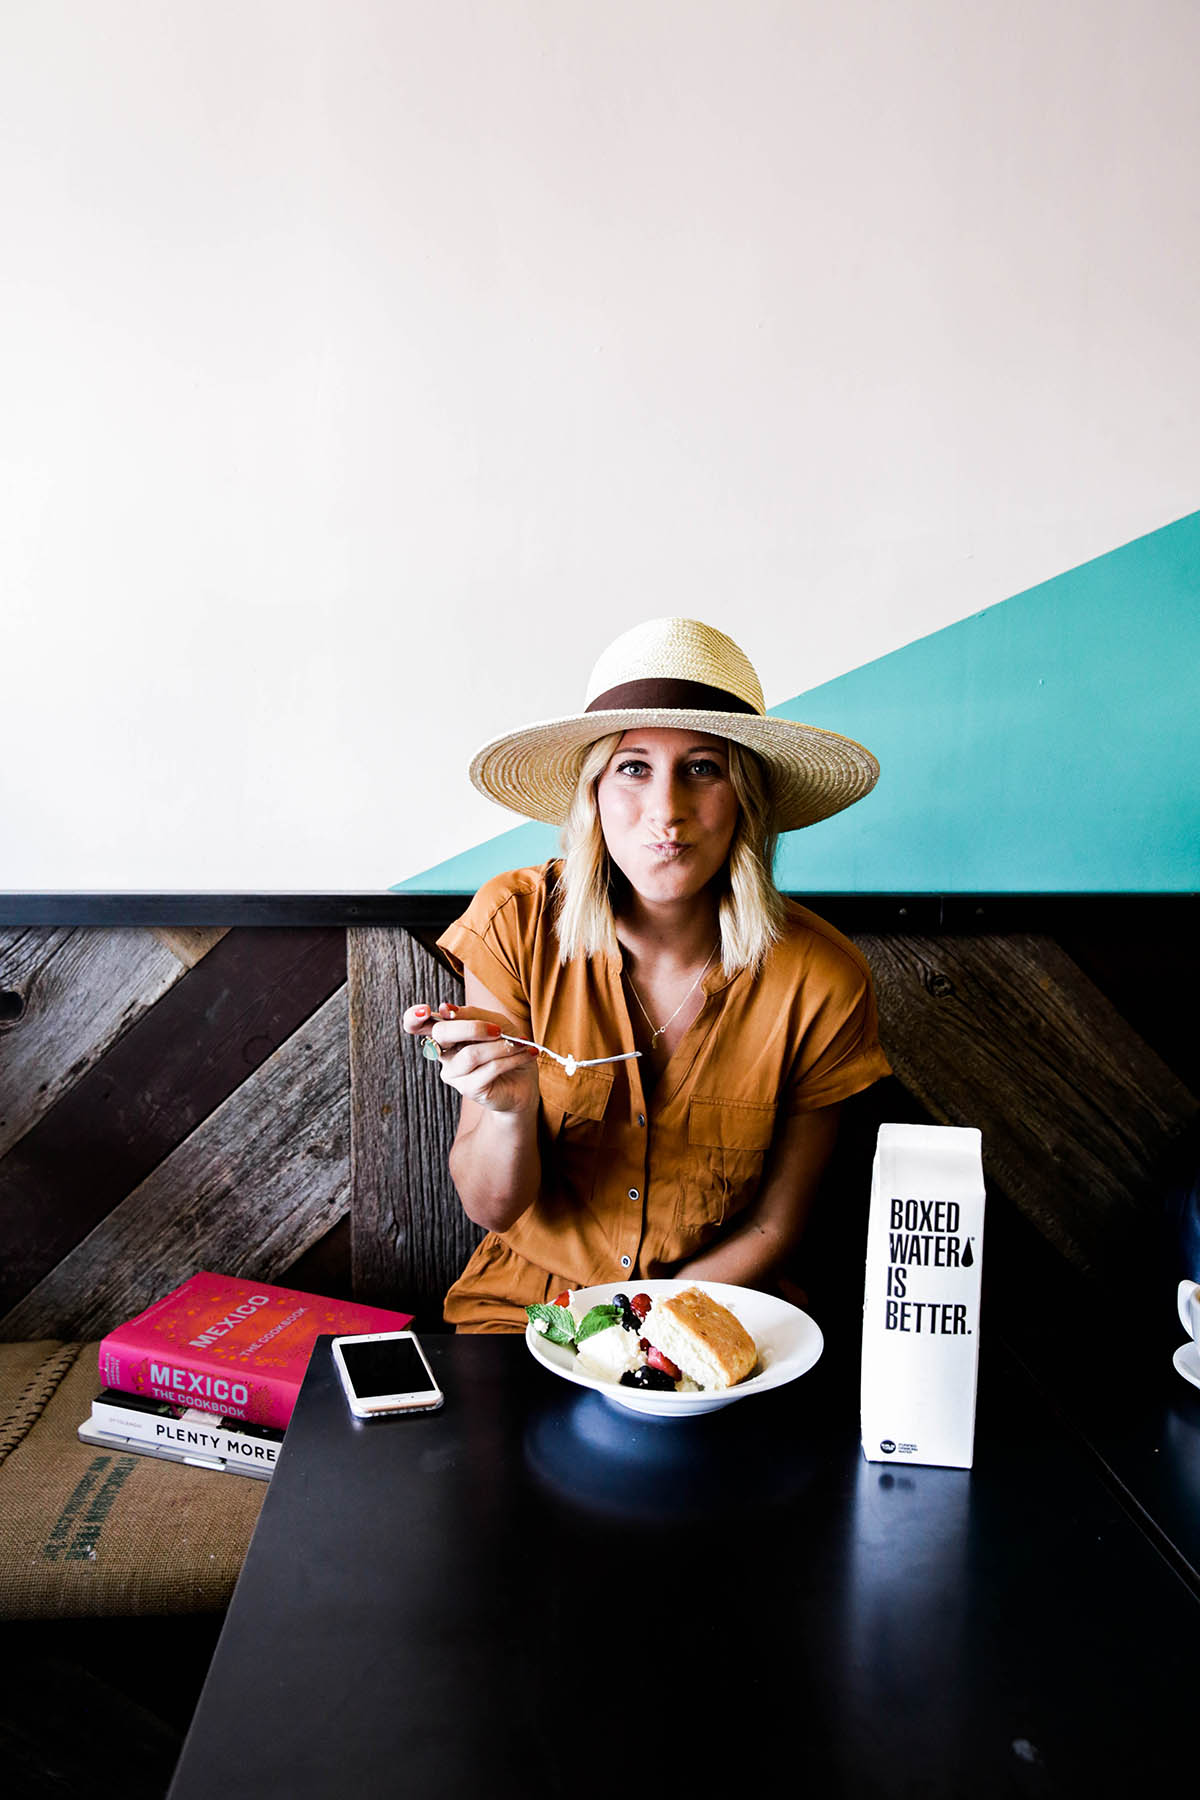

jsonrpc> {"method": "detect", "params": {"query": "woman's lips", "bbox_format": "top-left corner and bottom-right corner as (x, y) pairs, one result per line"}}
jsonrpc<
(646, 842), (691, 857)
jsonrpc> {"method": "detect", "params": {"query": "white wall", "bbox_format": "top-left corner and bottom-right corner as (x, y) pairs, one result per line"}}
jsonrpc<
(3, 1), (1198, 888)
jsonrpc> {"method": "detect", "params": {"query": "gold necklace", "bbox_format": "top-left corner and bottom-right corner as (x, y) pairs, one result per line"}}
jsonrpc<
(625, 943), (719, 1050)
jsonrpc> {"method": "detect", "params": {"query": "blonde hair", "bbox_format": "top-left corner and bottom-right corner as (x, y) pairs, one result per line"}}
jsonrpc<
(552, 733), (787, 974)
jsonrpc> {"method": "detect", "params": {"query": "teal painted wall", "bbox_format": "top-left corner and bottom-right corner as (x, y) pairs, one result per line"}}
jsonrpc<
(395, 511), (1200, 894)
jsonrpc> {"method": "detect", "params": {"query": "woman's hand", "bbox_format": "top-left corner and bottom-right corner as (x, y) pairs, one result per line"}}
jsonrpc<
(407, 974), (542, 1233)
(403, 1001), (541, 1116)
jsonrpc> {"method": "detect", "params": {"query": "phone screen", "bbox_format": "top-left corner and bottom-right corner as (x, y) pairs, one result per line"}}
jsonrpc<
(338, 1335), (434, 1400)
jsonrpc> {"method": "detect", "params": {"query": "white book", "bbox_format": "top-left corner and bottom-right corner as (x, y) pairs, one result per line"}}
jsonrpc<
(84, 1388), (283, 1476)
(77, 1416), (274, 1479)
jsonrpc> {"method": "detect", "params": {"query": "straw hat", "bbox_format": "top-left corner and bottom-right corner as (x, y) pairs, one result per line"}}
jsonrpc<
(470, 617), (879, 832)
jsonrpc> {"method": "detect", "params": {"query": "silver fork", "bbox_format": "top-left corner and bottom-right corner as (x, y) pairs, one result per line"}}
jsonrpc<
(500, 1037), (641, 1078)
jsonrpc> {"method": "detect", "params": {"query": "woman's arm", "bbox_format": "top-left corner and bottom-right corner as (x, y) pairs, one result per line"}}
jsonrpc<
(677, 1103), (841, 1289)
(403, 970), (542, 1234)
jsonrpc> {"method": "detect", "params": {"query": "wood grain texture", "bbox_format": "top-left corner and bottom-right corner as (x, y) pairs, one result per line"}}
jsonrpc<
(0, 928), (348, 1314)
(280, 1214), (353, 1305)
(857, 931), (1199, 1278)
(348, 927), (479, 1325)
(1053, 917), (1200, 1097)
(0, 987), (351, 1342)
(149, 927), (229, 967)
(0, 929), (189, 1161)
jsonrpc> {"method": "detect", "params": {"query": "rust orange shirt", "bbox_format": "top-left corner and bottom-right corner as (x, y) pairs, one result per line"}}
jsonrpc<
(437, 863), (890, 1332)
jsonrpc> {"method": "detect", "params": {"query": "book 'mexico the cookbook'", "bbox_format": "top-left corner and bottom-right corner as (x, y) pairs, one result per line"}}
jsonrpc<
(98, 1272), (413, 1429)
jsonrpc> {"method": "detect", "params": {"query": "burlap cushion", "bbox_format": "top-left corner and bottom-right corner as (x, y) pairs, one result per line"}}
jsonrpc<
(0, 1340), (265, 1620)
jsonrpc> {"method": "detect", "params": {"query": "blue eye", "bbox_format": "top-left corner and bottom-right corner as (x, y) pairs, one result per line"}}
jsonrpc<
(616, 760), (649, 776)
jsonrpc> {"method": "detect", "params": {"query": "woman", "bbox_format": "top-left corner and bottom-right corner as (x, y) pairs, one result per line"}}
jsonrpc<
(404, 616), (890, 1331)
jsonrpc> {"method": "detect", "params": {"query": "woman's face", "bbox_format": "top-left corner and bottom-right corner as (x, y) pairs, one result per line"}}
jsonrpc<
(595, 728), (739, 908)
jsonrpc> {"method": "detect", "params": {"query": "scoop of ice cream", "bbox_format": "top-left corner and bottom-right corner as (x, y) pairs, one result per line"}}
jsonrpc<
(575, 1322), (643, 1380)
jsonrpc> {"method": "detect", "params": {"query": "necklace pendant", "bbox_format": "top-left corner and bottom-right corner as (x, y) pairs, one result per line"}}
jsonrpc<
(564, 1054), (577, 1077)
(649, 1031), (660, 1051)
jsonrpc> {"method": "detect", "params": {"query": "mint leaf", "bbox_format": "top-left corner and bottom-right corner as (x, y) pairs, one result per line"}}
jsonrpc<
(526, 1301), (624, 1350)
(574, 1304), (623, 1344)
(525, 1303), (577, 1347)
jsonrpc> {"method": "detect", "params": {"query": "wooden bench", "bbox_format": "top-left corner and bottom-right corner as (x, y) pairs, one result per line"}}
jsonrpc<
(0, 898), (1194, 1616)
(0, 896), (1195, 1791)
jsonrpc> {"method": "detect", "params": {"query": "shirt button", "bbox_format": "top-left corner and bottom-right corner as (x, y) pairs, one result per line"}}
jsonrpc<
(636, 1113), (646, 1127)
(628, 1188), (640, 1201)
(620, 1255), (632, 1269)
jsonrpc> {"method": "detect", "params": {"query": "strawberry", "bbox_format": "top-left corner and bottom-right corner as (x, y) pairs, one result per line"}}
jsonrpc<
(646, 1345), (681, 1381)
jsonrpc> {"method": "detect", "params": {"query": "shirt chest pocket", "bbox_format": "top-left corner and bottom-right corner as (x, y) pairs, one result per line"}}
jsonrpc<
(675, 1098), (777, 1239)
(538, 1062), (614, 1148)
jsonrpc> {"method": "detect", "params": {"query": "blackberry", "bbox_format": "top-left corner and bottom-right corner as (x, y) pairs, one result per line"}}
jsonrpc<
(611, 1292), (640, 1332)
(619, 1366), (676, 1392)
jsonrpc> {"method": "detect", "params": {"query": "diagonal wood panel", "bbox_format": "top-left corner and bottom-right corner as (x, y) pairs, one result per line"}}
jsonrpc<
(348, 927), (479, 1325)
(1, 914), (1193, 1343)
(149, 927), (229, 967)
(0, 987), (351, 1342)
(857, 931), (1199, 1279)
(0, 927), (348, 1314)
(0, 929), (193, 1160)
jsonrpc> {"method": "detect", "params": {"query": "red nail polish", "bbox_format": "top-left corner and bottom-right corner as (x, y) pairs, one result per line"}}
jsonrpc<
(487, 1024), (501, 1037)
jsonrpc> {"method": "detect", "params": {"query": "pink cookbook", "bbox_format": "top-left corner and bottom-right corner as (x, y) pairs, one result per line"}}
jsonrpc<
(98, 1271), (413, 1429)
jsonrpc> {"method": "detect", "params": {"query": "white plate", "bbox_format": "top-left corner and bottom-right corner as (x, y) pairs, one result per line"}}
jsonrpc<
(1173, 1340), (1200, 1392)
(524, 1278), (823, 1417)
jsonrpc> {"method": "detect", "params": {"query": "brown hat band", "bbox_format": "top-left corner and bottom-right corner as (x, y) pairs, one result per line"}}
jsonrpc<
(585, 677), (759, 716)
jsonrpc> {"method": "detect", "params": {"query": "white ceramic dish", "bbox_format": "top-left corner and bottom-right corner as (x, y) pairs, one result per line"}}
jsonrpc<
(1172, 1340), (1200, 1392)
(524, 1278), (824, 1418)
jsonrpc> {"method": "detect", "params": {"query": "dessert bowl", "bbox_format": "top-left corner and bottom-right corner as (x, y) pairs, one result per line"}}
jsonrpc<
(524, 1277), (824, 1417)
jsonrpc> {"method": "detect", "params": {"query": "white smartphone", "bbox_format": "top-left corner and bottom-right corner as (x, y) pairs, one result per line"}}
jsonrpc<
(331, 1330), (444, 1418)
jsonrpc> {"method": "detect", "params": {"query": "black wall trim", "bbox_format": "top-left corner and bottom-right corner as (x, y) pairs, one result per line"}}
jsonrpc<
(0, 893), (1194, 932)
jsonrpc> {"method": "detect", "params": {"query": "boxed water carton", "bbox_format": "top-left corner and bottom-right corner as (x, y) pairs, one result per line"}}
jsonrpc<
(861, 1123), (986, 1469)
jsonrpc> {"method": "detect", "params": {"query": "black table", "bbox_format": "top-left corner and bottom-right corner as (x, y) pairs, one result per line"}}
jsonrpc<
(1001, 1275), (1200, 1598)
(168, 1331), (1200, 1799)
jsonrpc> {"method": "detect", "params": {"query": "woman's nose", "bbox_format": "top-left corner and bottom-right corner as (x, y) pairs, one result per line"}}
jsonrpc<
(647, 770), (687, 825)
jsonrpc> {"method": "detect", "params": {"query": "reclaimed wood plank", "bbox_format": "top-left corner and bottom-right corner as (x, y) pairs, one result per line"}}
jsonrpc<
(0, 929), (347, 1314)
(149, 927), (229, 967)
(280, 1214), (354, 1305)
(1053, 917), (1200, 1098)
(0, 987), (351, 1342)
(348, 927), (479, 1325)
(856, 931), (1199, 1279)
(0, 929), (191, 1160)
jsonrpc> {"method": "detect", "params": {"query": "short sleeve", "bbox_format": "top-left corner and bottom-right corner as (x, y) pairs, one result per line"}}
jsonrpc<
(785, 951), (891, 1114)
(436, 869), (542, 1036)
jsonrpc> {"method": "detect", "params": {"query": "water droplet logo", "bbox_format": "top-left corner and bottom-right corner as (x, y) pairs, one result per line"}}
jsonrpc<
(962, 1237), (974, 1268)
